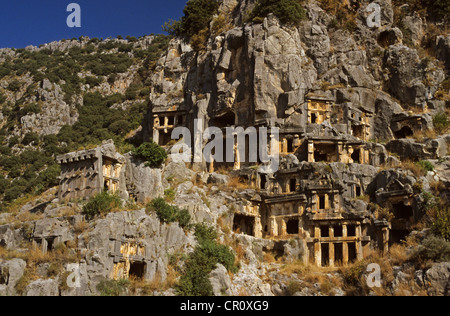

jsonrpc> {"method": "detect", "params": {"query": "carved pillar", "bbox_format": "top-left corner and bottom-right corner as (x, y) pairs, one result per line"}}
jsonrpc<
(337, 141), (343, 163)
(314, 226), (321, 266)
(270, 217), (277, 237)
(382, 227), (389, 255)
(342, 242), (348, 266)
(293, 135), (300, 151)
(308, 141), (314, 162)
(281, 219), (287, 236)
(356, 224), (363, 261)
(254, 217), (262, 238)
(233, 137), (240, 170)
(329, 242), (335, 267)
(153, 115), (160, 145)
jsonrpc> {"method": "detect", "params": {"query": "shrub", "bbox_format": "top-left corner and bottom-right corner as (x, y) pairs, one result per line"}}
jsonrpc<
(147, 197), (191, 229)
(0, 176), (9, 195)
(176, 223), (238, 296)
(21, 132), (39, 146)
(417, 160), (434, 173)
(131, 141), (167, 168)
(410, 235), (450, 262)
(0, 92), (6, 104)
(20, 103), (41, 116)
(178, 0), (219, 37)
(3, 186), (22, 202)
(176, 209), (192, 229)
(96, 278), (130, 296)
(82, 191), (122, 220)
(392, 0), (449, 21)
(7, 79), (21, 92)
(431, 206), (450, 241)
(84, 76), (103, 87)
(433, 112), (449, 135)
(149, 197), (178, 223)
(194, 222), (218, 243)
(164, 187), (176, 202)
(249, 0), (306, 25)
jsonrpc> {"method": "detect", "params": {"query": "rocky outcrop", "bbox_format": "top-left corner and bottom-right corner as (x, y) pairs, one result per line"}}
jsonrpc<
(386, 137), (448, 160)
(0, 259), (26, 295)
(424, 262), (450, 296)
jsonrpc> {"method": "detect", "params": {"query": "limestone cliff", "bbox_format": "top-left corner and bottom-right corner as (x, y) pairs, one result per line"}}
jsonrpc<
(0, 0), (449, 297)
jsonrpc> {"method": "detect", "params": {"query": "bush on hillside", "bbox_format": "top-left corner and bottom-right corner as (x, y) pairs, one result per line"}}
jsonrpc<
(146, 197), (191, 229)
(131, 141), (167, 168)
(249, 0), (306, 25)
(82, 191), (122, 220)
(164, 0), (219, 37)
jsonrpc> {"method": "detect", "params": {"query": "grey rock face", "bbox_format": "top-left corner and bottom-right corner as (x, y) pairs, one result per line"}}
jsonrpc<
(123, 154), (164, 203)
(0, 259), (26, 295)
(78, 209), (195, 293)
(436, 35), (450, 70)
(209, 264), (233, 296)
(425, 262), (450, 296)
(25, 279), (59, 296)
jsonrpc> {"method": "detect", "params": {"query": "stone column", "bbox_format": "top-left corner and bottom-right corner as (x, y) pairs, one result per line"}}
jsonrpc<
(233, 137), (240, 170)
(293, 135), (300, 151)
(281, 138), (288, 153)
(254, 217), (262, 238)
(356, 224), (363, 261)
(324, 193), (330, 210)
(270, 217), (277, 237)
(382, 227), (389, 255)
(329, 242), (335, 267)
(281, 219), (287, 236)
(209, 152), (214, 173)
(308, 141), (314, 162)
(337, 141), (343, 163)
(314, 226), (321, 266)
(342, 242), (348, 266)
(163, 116), (169, 133)
(342, 224), (348, 265)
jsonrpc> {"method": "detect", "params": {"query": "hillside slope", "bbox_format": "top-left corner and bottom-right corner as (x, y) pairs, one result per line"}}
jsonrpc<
(0, 0), (449, 296)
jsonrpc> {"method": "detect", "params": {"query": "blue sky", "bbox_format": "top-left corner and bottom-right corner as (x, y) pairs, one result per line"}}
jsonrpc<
(0, 0), (188, 49)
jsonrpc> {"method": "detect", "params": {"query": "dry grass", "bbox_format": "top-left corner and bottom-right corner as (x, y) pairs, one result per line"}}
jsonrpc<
(401, 161), (427, 177)
(410, 129), (437, 142)
(263, 252), (276, 264)
(280, 261), (343, 296)
(228, 177), (250, 190)
(73, 219), (90, 235)
(389, 244), (410, 266)
(7, 242), (80, 295)
(127, 273), (176, 296)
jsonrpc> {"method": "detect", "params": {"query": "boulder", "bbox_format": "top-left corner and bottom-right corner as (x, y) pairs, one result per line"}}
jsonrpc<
(0, 258), (26, 295)
(25, 278), (59, 296)
(207, 173), (230, 185)
(124, 153), (164, 203)
(436, 35), (450, 70)
(209, 264), (233, 296)
(425, 262), (450, 296)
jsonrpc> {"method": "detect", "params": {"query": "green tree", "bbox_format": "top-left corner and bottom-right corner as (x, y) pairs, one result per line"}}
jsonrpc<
(146, 197), (191, 229)
(165, 0), (219, 37)
(82, 191), (122, 220)
(249, 0), (306, 25)
(176, 223), (238, 296)
(433, 112), (448, 135)
(131, 141), (167, 168)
